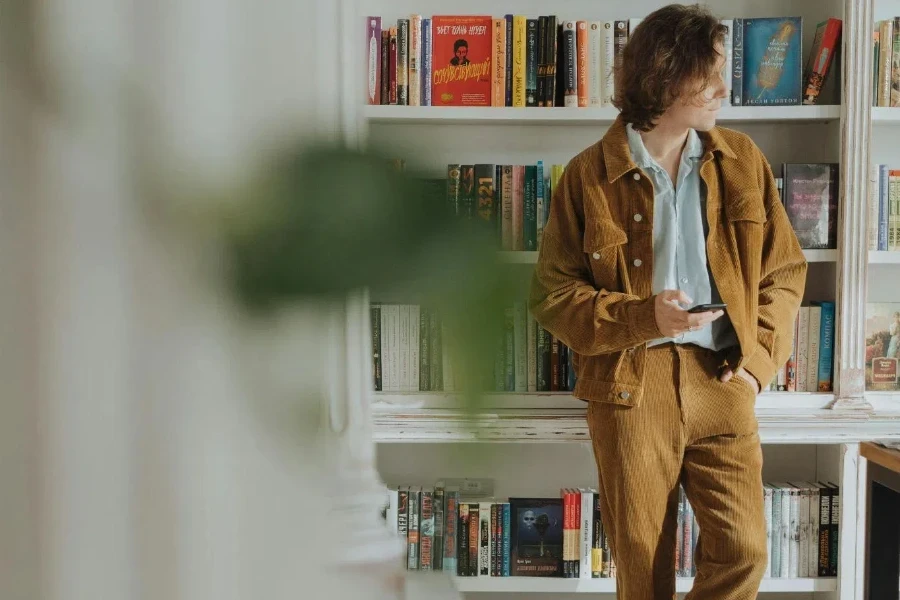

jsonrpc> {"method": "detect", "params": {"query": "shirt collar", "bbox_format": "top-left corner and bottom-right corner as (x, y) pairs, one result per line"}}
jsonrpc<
(625, 122), (704, 171)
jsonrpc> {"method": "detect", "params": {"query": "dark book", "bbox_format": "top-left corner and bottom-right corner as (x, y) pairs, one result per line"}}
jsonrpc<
(474, 163), (496, 231)
(526, 19), (538, 106)
(371, 304), (382, 391)
(537, 17), (547, 106)
(380, 30), (390, 104)
(537, 324), (550, 392)
(468, 504), (480, 576)
(731, 18), (744, 105)
(433, 487), (444, 570)
(460, 165), (476, 220)
(782, 163), (839, 249)
(546, 16), (558, 106)
(397, 487), (409, 567)
(524, 165), (537, 250)
(407, 487), (421, 569)
(613, 21), (628, 101)
(458, 504), (469, 576)
(509, 497), (564, 577)
(447, 164), (461, 218)
(420, 488), (434, 571)
(397, 19), (410, 105)
(505, 15), (513, 106)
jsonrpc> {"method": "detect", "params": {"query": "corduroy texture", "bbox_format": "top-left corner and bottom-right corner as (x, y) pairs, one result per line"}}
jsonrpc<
(528, 115), (808, 404)
(588, 343), (767, 600)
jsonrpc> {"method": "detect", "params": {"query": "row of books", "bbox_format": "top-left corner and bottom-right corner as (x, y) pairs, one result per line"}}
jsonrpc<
(772, 302), (836, 393)
(371, 302), (577, 393)
(873, 18), (900, 107)
(381, 482), (841, 579)
(867, 164), (900, 251)
(365, 14), (841, 108)
(865, 302), (900, 391)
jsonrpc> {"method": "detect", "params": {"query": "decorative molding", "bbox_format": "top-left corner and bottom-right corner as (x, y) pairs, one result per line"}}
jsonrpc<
(833, 0), (874, 410)
(837, 443), (864, 600)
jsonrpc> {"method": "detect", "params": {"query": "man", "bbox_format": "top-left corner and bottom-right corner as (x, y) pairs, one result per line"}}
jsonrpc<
(450, 39), (470, 65)
(529, 4), (807, 599)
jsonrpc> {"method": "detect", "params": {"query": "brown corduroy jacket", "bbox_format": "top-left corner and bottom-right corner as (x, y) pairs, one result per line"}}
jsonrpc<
(528, 116), (808, 406)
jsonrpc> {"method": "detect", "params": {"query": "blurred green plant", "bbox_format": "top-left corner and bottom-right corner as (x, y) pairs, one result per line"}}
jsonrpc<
(221, 142), (527, 417)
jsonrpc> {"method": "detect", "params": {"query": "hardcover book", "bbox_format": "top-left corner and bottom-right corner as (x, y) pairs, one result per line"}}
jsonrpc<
(742, 17), (802, 105)
(509, 497), (563, 577)
(865, 303), (900, 391)
(432, 16), (492, 106)
(782, 163), (839, 248)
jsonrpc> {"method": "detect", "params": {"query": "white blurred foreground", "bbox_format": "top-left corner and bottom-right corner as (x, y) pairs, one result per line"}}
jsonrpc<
(0, 0), (445, 598)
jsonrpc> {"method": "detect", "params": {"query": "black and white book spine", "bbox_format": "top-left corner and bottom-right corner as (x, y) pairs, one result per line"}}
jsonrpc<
(808, 484), (821, 578)
(601, 22), (614, 106)
(457, 504), (469, 576)
(779, 484), (791, 578)
(397, 19), (409, 105)
(580, 489), (593, 579)
(409, 304), (420, 391)
(407, 487), (421, 570)
(408, 15), (421, 107)
(562, 21), (578, 107)
(397, 487), (409, 567)
(828, 483), (839, 577)
(612, 21), (628, 100)
(763, 484), (774, 578)
(433, 487), (444, 571)
(817, 483), (832, 576)
(796, 484), (811, 577)
(789, 485), (800, 577)
(731, 18), (743, 105)
(372, 304), (382, 391)
(721, 19), (733, 104)
(771, 485), (783, 577)
(479, 502), (491, 576)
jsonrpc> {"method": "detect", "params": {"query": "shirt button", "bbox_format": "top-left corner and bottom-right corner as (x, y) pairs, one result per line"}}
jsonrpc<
(633, 214), (643, 222)
(633, 259), (642, 267)
(619, 391), (631, 400)
(680, 277), (688, 284)
(592, 252), (600, 259)
(633, 173), (641, 181)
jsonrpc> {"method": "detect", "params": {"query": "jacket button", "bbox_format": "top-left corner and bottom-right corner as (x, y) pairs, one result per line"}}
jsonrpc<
(633, 173), (641, 181)
(592, 252), (600, 259)
(633, 258), (643, 267)
(619, 391), (631, 400)
(634, 214), (643, 222)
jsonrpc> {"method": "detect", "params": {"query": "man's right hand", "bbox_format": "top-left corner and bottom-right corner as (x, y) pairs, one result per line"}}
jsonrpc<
(654, 290), (724, 338)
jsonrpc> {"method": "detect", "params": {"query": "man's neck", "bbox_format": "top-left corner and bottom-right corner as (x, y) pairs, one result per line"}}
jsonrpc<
(638, 120), (690, 165)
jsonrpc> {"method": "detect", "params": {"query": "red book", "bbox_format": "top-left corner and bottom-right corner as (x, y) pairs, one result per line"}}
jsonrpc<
(432, 16), (493, 106)
(802, 18), (842, 105)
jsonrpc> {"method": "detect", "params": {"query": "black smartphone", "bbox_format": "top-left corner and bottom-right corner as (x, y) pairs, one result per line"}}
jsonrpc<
(687, 302), (727, 313)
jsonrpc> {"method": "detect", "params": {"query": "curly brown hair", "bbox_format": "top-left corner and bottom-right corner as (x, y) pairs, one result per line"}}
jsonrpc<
(613, 4), (727, 131)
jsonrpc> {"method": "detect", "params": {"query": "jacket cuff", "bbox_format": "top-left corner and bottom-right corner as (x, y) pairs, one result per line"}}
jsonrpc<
(626, 295), (662, 346)
(741, 348), (777, 391)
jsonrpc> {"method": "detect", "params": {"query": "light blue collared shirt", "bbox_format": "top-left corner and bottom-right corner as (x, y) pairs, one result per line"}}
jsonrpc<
(625, 123), (737, 350)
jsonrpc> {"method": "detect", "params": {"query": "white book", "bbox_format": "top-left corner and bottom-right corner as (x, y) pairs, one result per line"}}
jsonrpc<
(390, 304), (401, 391)
(478, 502), (492, 577)
(408, 15), (422, 107)
(788, 485), (800, 578)
(773, 481), (791, 577)
(796, 307), (810, 392)
(381, 305), (391, 391)
(588, 22), (603, 107)
(527, 308), (537, 392)
(721, 19), (733, 104)
(763, 484), (774, 578)
(442, 320), (455, 392)
(793, 483), (810, 577)
(601, 22), (615, 106)
(514, 301), (527, 391)
(868, 163), (881, 250)
(806, 305), (822, 393)
(579, 489), (593, 579)
(771, 485), (783, 577)
(808, 484), (822, 577)
(409, 304), (420, 391)
(399, 304), (410, 391)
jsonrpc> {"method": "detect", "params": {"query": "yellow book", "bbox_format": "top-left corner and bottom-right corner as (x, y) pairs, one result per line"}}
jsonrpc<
(513, 15), (527, 107)
(492, 18), (506, 107)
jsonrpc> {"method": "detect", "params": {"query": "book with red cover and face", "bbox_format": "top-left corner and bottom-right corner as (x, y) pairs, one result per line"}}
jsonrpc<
(431, 16), (492, 106)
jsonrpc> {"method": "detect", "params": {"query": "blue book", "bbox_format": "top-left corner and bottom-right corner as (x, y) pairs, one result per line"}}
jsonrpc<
(502, 503), (511, 576)
(422, 19), (432, 106)
(742, 17), (802, 105)
(814, 301), (835, 392)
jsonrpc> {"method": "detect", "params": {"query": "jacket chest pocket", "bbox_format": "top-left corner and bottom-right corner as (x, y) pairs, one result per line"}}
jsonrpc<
(725, 193), (766, 284)
(584, 218), (628, 291)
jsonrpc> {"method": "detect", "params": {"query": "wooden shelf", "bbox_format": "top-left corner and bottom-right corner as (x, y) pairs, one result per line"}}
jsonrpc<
(372, 391), (900, 444)
(364, 105), (841, 126)
(444, 575), (838, 594)
(499, 249), (837, 264)
(869, 251), (900, 264)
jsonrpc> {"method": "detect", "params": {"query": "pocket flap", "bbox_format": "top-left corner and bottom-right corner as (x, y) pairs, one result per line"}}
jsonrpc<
(584, 218), (628, 253)
(726, 193), (766, 223)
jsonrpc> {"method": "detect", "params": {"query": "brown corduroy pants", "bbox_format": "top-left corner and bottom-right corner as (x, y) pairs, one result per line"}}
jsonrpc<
(587, 343), (767, 600)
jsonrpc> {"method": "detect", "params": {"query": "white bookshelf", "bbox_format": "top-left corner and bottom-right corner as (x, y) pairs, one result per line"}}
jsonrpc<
(350, 0), (888, 597)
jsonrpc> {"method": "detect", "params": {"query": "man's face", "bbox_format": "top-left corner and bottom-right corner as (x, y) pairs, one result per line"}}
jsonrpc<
(456, 45), (468, 61)
(662, 44), (728, 132)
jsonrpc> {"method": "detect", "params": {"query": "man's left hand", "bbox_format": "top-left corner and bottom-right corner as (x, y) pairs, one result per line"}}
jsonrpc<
(720, 367), (760, 395)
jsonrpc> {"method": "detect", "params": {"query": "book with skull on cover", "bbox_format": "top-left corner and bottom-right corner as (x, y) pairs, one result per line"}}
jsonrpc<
(508, 498), (564, 577)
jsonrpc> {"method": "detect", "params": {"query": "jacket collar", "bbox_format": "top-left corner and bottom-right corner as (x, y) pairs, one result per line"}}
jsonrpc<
(601, 115), (737, 182)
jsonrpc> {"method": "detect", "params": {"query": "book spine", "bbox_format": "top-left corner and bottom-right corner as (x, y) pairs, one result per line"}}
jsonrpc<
(513, 16), (527, 106)
(501, 165), (513, 250)
(796, 307), (810, 392)
(537, 17), (547, 106)
(816, 301), (835, 391)
(398, 304), (409, 391)
(478, 502), (491, 576)
(526, 19), (538, 106)
(880, 164), (889, 250)
(779, 486), (790, 578)
(443, 490), (459, 573)
(490, 503), (498, 576)
(512, 165), (524, 251)
(524, 165), (537, 249)
(408, 15), (421, 107)
(475, 163), (496, 231)
(676, 486), (684, 575)
(380, 30), (390, 104)
(407, 487), (421, 569)
(419, 488), (434, 571)
(460, 164), (475, 220)
(601, 22), (614, 106)
(591, 492), (602, 578)
(397, 19), (409, 105)
(514, 301), (527, 391)
(419, 307), (430, 391)
(818, 485), (831, 576)
(828, 485), (839, 577)
(613, 21), (628, 101)
(721, 19), (733, 104)
(806, 306), (822, 393)
(771, 487), (782, 577)
(527, 308), (537, 392)
(763, 486), (773, 578)
(389, 27), (398, 104)
(441, 319), (455, 392)
(505, 15), (513, 106)
(536, 160), (545, 249)
(493, 19), (506, 107)
(397, 487), (409, 567)
(789, 487), (800, 577)
(502, 503), (511, 576)
(682, 492), (694, 577)
(458, 504), (468, 576)
(731, 18), (744, 106)
(576, 21), (588, 107)
(366, 17), (382, 105)
(409, 304), (420, 391)
(433, 487), (444, 570)
(588, 22), (602, 107)
(808, 486), (820, 578)
(422, 18), (432, 106)
(803, 19), (841, 105)
(798, 486), (810, 577)
(371, 304), (382, 391)
(431, 310), (443, 391)
(562, 21), (578, 107)
(580, 490), (592, 579)
(468, 504), (480, 576)
(546, 16), (558, 106)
